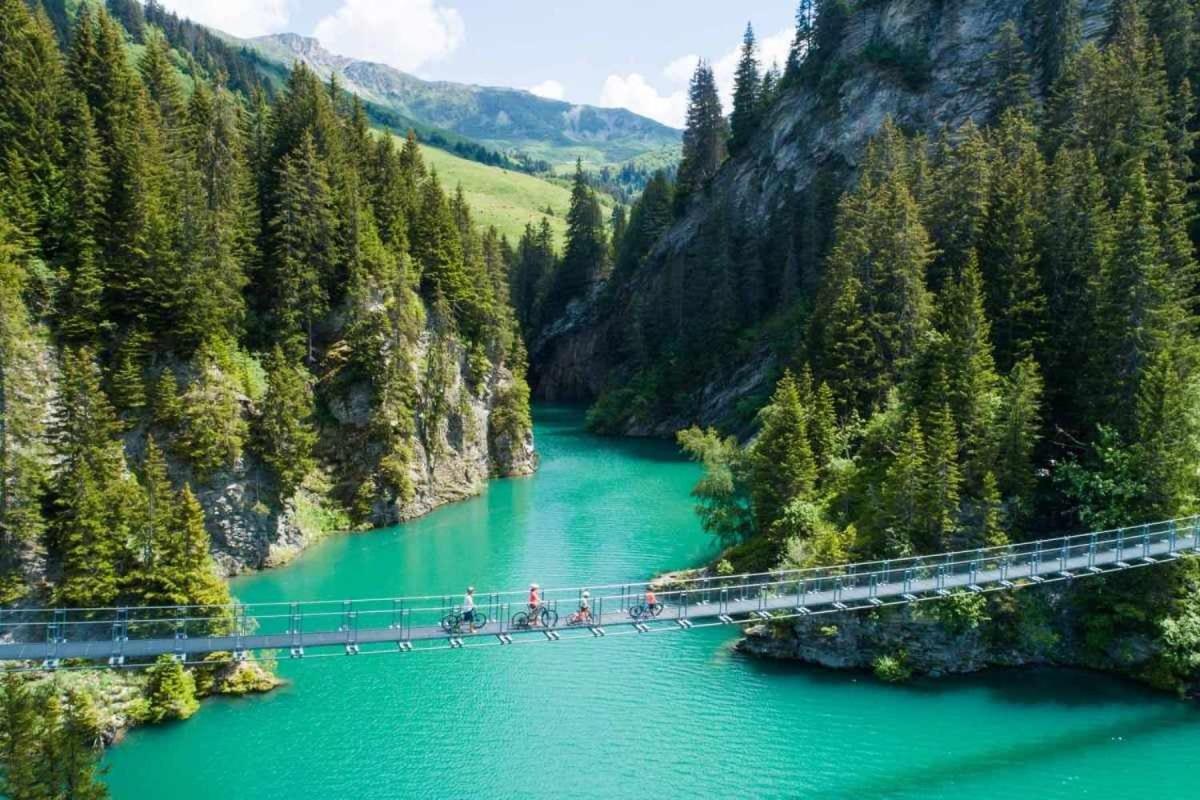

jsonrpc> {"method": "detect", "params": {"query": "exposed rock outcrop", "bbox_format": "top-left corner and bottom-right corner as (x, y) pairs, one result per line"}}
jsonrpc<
(532, 0), (1113, 433)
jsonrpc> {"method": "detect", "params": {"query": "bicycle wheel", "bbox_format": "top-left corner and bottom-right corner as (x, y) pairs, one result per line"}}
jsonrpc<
(511, 611), (530, 629)
(473, 612), (488, 629)
(650, 603), (663, 618)
(541, 608), (558, 627)
(441, 613), (460, 633)
(628, 604), (646, 621)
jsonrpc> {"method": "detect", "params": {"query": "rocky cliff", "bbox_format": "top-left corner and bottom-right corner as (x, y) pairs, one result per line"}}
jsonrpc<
(186, 326), (535, 577)
(532, 0), (1112, 434)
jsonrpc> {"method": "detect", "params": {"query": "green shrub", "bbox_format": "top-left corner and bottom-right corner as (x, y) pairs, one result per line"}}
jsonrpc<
(873, 652), (913, 683)
(144, 655), (199, 723)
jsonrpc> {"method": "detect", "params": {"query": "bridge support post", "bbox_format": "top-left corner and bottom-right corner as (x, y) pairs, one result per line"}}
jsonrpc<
(719, 588), (728, 617)
(1116, 528), (1125, 558)
(1169, 521), (1177, 554)
(1031, 542), (1041, 578)
(1088, 535), (1098, 569)
(1143, 525), (1151, 558)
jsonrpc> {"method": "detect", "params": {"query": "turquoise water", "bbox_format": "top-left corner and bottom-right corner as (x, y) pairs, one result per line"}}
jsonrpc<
(103, 406), (1200, 799)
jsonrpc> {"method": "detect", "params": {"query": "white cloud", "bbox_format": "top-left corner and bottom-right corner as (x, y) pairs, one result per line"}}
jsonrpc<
(154, 0), (291, 37)
(663, 53), (700, 84)
(528, 80), (566, 101)
(314, 0), (465, 72)
(599, 73), (688, 128)
(661, 28), (793, 111)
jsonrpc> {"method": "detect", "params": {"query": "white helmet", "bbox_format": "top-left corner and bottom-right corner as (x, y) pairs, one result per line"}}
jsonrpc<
(530, 583), (539, 589)
(582, 590), (590, 598)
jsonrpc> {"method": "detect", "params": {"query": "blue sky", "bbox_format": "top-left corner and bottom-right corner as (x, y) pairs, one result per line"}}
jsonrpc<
(156, 1), (798, 127)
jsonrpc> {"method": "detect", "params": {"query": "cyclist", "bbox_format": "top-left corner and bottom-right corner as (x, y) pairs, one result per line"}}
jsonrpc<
(528, 583), (541, 626)
(645, 587), (659, 614)
(577, 590), (592, 624)
(463, 586), (477, 632)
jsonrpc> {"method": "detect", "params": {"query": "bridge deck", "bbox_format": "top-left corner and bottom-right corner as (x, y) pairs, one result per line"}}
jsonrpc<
(2, 531), (1194, 665)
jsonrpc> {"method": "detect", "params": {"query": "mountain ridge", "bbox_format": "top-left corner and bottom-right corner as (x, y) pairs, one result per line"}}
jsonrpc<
(243, 32), (681, 167)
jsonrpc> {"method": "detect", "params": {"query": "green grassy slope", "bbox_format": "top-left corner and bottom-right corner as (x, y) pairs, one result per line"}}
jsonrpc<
(416, 141), (614, 245)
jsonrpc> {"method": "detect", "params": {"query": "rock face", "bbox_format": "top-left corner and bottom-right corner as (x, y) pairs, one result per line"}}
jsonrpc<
(532, 0), (1113, 433)
(194, 326), (536, 576)
(737, 579), (1197, 697)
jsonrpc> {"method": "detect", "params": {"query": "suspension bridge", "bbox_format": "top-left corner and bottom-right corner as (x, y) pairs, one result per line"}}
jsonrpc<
(1, 517), (1198, 670)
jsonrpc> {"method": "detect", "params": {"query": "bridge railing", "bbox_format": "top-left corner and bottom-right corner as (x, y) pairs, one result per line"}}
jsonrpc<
(2, 516), (1197, 653)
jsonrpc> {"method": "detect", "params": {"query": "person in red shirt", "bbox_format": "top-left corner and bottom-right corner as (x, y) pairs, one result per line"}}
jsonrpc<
(645, 588), (658, 614)
(528, 583), (541, 626)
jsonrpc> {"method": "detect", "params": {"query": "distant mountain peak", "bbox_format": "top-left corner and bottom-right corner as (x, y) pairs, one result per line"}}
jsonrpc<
(243, 33), (679, 167)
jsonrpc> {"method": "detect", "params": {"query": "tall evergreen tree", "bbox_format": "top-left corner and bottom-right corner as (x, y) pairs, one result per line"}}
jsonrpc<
(729, 24), (762, 156)
(269, 131), (335, 361)
(546, 161), (607, 315)
(675, 61), (728, 213)
(989, 21), (1035, 120)
(748, 372), (816, 539)
(256, 346), (317, 499)
(980, 111), (1046, 369)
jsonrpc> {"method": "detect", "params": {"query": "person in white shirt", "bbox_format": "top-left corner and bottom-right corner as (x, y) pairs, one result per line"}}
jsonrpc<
(463, 586), (477, 632)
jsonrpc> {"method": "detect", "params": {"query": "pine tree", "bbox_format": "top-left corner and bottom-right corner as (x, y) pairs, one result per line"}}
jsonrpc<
(809, 381), (838, 477)
(51, 347), (141, 607)
(675, 61), (728, 213)
(42, 689), (108, 800)
(269, 132), (335, 361)
(172, 485), (231, 611)
(256, 346), (317, 499)
(137, 30), (185, 132)
(0, 672), (43, 800)
(748, 371), (816, 538)
(1039, 151), (1110, 433)
(56, 92), (107, 342)
(729, 24), (761, 156)
(1133, 346), (1199, 518)
(144, 654), (199, 723)
(151, 368), (182, 430)
(785, 0), (817, 82)
(816, 146), (933, 414)
(108, 330), (147, 416)
(934, 251), (999, 485)
(927, 122), (990, 290)
(546, 160), (607, 316)
(979, 471), (1009, 548)
(923, 402), (961, 550)
(132, 437), (173, 596)
(1096, 161), (1180, 426)
(980, 111), (1046, 369)
(989, 21), (1035, 120)
(882, 418), (926, 556)
(179, 342), (247, 478)
(614, 170), (672, 281)
(0, 0), (65, 252)
(993, 356), (1044, 518)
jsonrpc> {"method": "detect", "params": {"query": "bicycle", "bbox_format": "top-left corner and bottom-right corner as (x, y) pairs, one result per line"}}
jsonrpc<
(565, 608), (594, 626)
(628, 602), (663, 622)
(440, 609), (488, 634)
(510, 605), (558, 629)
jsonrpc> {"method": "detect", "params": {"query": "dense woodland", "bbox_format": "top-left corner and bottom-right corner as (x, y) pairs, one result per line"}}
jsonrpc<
(518, 0), (1200, 692)
(0, 0), (531, 606)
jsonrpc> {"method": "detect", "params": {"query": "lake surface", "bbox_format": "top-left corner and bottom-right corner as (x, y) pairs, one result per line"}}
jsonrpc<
(103, 406), (1200, 799)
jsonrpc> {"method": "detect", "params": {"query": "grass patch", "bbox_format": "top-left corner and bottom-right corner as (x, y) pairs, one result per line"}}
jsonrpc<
(415, 142), (614, 244)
